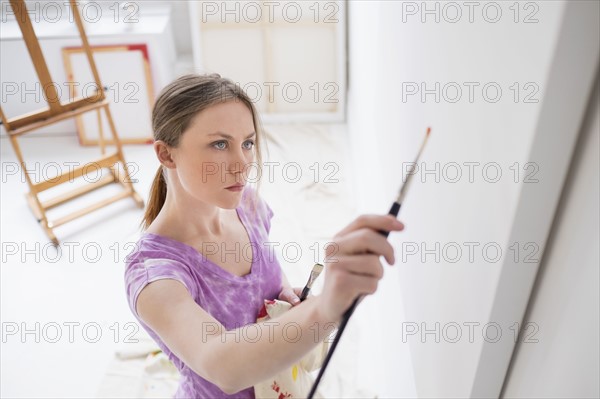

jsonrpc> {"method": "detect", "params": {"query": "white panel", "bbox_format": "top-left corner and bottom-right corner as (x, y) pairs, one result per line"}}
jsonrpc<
(268, 0), (335, 24)
(345, 0), (587, 397)
(502, 73), (599, 399)
(68, 49), (154, 143)
(270, 26), (338, 113)
(472, 1), (600, 396)
(189, 1), (346, 123)
(201, 28), (267, 112)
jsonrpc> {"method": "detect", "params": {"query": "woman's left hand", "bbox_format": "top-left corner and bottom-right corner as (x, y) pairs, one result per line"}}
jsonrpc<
(278, 287), (302, 307)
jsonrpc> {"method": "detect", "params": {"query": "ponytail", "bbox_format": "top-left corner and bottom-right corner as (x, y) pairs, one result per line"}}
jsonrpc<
(142, 166), (167, 229)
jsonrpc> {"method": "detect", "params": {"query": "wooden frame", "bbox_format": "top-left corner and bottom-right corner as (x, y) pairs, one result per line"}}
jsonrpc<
(188, 0), (347, 124)
(62, 44), (155, 145)
(0, 0), (144, 245)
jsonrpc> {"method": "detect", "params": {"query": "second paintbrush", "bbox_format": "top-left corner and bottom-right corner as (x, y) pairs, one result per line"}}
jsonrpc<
(299, 263), (324, 302)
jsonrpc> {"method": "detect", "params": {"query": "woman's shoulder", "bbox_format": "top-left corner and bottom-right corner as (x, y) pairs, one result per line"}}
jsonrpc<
(124, 233), (193, 270)
(123, 233), (199, 312)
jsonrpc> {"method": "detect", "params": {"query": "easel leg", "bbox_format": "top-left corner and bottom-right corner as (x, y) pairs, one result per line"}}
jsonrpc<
(11, 135), (59, 245)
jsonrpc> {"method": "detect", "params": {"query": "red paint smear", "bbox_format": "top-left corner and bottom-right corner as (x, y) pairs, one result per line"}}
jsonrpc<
(257, 303), (268, 319)
(270, 381), (292, 398)
(126, 44), (150, 62)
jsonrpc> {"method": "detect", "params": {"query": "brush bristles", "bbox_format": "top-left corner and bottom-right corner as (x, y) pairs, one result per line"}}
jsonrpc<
(306, 263), (324, 287)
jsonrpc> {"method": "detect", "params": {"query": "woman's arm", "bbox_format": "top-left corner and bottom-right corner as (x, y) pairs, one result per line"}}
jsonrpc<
(137, 214), (403, 394)
(137, 279), (334, 394)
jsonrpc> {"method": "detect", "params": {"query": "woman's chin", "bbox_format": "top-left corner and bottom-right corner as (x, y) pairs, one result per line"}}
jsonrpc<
(218, 192), (243, 209)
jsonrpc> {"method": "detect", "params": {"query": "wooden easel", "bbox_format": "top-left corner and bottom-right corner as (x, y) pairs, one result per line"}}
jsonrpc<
(0, 0), (144, 245)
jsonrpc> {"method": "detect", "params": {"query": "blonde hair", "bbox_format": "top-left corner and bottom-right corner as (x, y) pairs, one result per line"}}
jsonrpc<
(142, 73), (264, 229)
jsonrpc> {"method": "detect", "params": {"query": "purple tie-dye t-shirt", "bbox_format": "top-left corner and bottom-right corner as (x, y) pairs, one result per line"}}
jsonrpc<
(124, 187), (283, 398)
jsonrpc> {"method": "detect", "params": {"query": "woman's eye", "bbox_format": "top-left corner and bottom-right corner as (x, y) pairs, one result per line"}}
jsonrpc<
(213, 141), (227, 150)
(243, 140), (255, 150)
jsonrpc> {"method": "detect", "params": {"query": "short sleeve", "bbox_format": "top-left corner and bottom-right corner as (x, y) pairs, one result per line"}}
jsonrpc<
(124, 258), (197, 319)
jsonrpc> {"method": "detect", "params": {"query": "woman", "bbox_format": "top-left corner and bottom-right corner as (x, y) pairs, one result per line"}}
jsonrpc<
(124, 74), (404, 398)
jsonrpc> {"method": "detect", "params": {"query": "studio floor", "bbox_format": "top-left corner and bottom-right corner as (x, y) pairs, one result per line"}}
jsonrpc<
(0, 124), (377, 398)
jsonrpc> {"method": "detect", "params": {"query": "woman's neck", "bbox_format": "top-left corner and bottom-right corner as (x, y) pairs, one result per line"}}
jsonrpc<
(147, 190), (230, 243)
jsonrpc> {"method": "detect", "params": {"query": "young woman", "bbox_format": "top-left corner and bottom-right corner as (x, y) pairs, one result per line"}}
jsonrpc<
(124, 74), (404, 398)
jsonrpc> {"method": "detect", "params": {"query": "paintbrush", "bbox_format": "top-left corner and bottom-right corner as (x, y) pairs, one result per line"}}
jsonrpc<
(300, 263), (324, 302)
(307, 127), (431, 399)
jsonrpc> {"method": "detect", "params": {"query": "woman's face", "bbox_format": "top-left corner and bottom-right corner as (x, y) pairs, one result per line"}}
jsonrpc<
(169, 100), (256, 209)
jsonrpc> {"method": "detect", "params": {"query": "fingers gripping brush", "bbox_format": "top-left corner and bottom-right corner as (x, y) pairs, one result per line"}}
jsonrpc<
(307, 127), (431, 399)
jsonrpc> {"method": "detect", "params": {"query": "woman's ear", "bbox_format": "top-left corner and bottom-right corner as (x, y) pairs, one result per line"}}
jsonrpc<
(154, 140), (176, 169)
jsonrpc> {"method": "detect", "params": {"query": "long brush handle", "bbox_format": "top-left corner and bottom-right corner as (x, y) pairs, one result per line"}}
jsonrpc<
(307, 201), (402, 399)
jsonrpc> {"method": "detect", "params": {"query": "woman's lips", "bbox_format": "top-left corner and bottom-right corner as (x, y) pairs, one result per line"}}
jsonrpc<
(225, 184), (245, 191)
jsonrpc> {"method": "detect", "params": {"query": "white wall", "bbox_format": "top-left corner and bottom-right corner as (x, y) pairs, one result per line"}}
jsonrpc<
(347, 1), (598, 397)
(501, 72), (599, 398)
(170, 1), (193, 57)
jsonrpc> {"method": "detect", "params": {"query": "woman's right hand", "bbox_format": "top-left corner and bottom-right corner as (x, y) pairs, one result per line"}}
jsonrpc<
(315, 214), (405, 324)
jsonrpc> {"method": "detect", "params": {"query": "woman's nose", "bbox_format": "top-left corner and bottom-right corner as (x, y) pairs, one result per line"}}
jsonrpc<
(227, 148), (247, 174)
